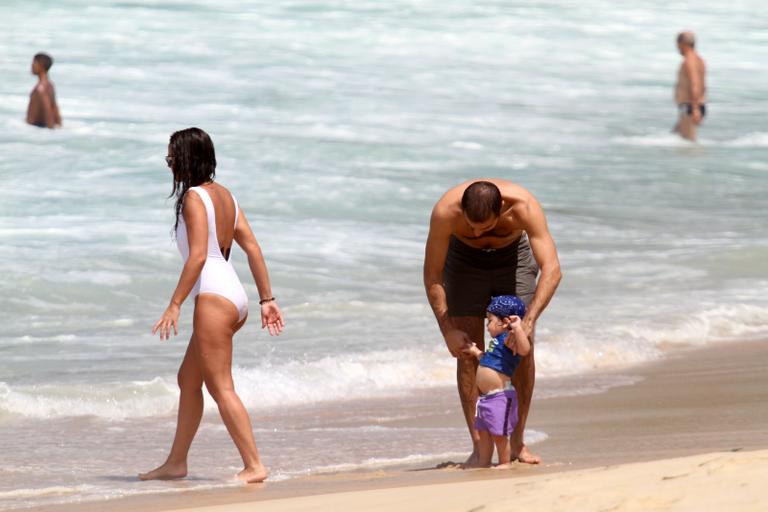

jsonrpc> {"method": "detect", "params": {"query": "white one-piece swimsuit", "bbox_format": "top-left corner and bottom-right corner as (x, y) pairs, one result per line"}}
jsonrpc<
(176, 186), (248, 321)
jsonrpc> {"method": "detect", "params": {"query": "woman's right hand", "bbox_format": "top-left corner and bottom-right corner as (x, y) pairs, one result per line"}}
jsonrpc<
(152, 303), (180, 341)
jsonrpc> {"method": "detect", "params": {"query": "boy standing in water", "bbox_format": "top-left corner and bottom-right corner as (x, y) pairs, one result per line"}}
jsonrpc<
(463, 295), (531, 468)
(26, 53), (62, 129)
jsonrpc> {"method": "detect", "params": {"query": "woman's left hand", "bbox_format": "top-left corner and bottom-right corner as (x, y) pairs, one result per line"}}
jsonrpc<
(152, 303), (180, 341)
(261, 301), (284, 336)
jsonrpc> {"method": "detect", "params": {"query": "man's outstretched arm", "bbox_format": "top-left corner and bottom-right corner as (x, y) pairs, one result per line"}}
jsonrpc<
(424, 208), (452, 335)
(424, 208), (471, 357)
(520, 196), (562, 337)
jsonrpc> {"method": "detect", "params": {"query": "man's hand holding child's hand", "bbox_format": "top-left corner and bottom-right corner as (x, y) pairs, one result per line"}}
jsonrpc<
(503, 315), (523, 354)
(462, 342), (483, 359)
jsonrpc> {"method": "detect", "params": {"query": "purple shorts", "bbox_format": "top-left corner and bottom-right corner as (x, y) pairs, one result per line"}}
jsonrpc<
(474, 389), (518, 437)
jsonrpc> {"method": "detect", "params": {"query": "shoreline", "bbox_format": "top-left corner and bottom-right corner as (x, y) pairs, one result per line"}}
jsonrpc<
(24, 339), (768, 512)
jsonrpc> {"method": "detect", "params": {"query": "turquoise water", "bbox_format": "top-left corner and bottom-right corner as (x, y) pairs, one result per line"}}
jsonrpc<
(1, 1), (767, 508)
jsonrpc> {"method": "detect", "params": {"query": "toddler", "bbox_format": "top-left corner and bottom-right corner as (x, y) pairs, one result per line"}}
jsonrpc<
(463, 295), (531, 468)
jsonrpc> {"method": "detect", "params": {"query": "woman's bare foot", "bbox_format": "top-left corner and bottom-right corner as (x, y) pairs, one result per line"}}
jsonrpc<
(492, 462), (512, 470)
(138, 461), (187, 481)
(513, 444), (541, 464)
(236, 463), (268, 483)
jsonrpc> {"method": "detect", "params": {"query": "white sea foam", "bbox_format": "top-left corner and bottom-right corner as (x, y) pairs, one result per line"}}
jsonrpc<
(612, 133), (693, 147)
(629, 304), (768, 346)
(615, 131), (768, 149)
(0, 378), (178, 420)
(0, 347), (454, 419)
(4, 304), (765, 421)
(0, 481), (239, 510)
(540, 304), (768, 376)
(721, 132), (768, 147)
(227, 347), (458, 409)
(0, 485), (94, 500)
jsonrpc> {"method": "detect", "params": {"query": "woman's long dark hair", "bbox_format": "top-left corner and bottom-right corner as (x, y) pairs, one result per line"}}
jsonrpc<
(168, 127), (216, 232)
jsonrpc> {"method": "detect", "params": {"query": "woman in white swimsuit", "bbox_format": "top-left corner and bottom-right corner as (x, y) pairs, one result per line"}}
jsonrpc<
(139, 127), (284, 484)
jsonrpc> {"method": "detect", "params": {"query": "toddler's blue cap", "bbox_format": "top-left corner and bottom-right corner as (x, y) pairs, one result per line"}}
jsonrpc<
(486, 295), (526, 319)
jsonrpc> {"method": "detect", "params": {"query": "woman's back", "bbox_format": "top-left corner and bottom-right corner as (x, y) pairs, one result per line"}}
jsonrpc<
(177, 183), (238, 262)
(200, 183), (237, 260)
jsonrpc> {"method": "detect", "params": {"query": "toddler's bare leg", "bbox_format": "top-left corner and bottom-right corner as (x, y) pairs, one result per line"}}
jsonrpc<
(493, 435), (512, 468)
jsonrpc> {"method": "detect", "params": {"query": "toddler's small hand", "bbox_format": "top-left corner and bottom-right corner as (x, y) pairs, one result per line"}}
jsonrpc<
(504, 315), (521, 330)
(503, 317), (523, 354)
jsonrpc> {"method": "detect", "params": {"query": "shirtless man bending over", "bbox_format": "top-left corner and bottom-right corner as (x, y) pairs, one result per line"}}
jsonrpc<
(424, 180), (561, 464)
(673, 32), (706, 142)
(26, 53), (62, 129)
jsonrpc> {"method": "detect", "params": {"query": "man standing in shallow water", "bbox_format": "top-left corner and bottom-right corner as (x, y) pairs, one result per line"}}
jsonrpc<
(424, 180), (561, 465)
(673, 31), (706, 142)
(26, 52), (62, 129)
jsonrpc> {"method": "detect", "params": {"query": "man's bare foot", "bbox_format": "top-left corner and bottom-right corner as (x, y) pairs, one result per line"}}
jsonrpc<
(138, 461), (187, 481)
(512, 444), (541, 465)
(236, 464), (268, 483)
(462, 449), (480, 468)
(493, 463), (512, 470)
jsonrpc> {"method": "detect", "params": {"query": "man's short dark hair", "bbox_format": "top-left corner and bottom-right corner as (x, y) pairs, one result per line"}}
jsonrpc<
(460, 181), (502, 222)
(34, 53), (53, 71)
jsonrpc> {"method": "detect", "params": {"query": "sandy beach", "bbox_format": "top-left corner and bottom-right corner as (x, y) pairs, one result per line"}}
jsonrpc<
(26, 339), (767, 512)
(172, 450), (768, 512)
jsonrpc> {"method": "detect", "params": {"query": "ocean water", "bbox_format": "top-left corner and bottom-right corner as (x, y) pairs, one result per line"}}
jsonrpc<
(2, 0), (768, 508)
